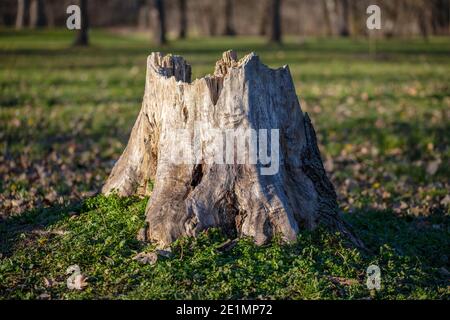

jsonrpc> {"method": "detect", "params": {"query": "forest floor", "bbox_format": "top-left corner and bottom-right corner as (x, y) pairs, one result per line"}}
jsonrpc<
(0, 29), (449, 299)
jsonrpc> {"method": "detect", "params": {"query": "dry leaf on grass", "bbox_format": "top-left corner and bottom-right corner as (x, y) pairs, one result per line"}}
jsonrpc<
(66, 264), (88, 290)
(328, 276), (359, 286)
(426, 159), (441, 176)
(133, 252), (158, 265)
(440, 195), (450, 207)
(43, 277), (54, 288)
(156, 249), (173, 258)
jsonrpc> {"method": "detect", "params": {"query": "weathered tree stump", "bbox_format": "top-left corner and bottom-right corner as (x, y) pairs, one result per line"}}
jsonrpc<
(102, 50), (363, 248)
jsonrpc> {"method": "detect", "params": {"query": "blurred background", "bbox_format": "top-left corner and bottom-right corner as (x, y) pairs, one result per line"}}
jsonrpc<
(0, 0), (449, 221)
(1, 0), (450, 40)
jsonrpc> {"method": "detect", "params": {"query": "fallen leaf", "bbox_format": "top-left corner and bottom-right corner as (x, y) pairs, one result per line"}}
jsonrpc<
(217, 239), (238, 252)
(426, 159), (441, 176)
(156, 249), (173, 258)
(69, 274), (88, 290)
(38, 293), (51, 300)
(410, 206), (422, 216)
(133, 252), (158, 265)
(43, 277), (54, 288)
(440, 195), (450, 207)
(328, 276), (359, 286)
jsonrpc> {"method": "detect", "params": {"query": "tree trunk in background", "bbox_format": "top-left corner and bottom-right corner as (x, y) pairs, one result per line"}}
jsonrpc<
(137, 0), (149, 29)
(269, 0), (281, 43)
(431, 0), (450, 35)
(258, 0), (270, 36)
(178, 0), (187, 39)
(321, 0), (332, 36)
(223, 0), (236, 36)
(15, 0), (29, 29)
(205, 2), (217, 36)
(74, 0), (89, 46)
(45, 0), (55, 27)
(338, 0), (350, 37)
(417, 1), (431, 40)
(151, 0), (166, 45)
(102, 50), (364, 249)
(29, 0), (46, 28)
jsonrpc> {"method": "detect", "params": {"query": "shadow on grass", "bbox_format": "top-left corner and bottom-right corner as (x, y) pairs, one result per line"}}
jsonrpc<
(0, 199), (86, 256)
(347, 207), (449, 263)
(0, 194), (448, 299)
(2, 193), (448, 268)
(323, 117), (449, 162)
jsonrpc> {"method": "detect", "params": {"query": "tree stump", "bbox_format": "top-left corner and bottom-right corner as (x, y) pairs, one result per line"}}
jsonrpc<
(102, 50), (363, 249)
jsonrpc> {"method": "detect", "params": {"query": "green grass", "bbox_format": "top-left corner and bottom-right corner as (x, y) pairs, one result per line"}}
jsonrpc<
(0, 29), (449, 299)
(0, 195), (448, 299)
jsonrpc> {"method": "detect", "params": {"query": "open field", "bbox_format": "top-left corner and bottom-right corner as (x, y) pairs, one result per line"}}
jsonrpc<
(0, 29), (449, 299)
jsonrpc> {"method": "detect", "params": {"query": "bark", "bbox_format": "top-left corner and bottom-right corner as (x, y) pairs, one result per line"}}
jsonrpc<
(269, 0), (282, 43)
(29, 0), (46, 28)
(103, 50), (363, 249)
(223, 0), (236, 36)
(73, 0), (88, 46)
(178, 0), (187, 39)
(15, 0), (30, 29)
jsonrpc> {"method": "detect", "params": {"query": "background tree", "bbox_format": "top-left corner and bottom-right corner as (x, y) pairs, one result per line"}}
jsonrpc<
(29, 0), (46, 28)
(73, 0), (89, 46)
(223, 0), (236, 36)
(178, 0), (187, 39)
(338, 0), (350, 37)
(151, 0), (166, 45)
(321, 0), (333, 36)
(44, 0), (56, 27)
(416, 0), (432, 40)
(4, 0), (450, 38)
(258, 0), (270, 36)
(269, 0), (281, 43)
(15, 0), (29, 29)
(431, 0), (450, 34)
(137, 0), (149, 29)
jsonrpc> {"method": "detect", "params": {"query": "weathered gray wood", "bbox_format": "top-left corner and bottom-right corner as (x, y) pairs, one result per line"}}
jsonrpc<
(102, 50), (363, 249)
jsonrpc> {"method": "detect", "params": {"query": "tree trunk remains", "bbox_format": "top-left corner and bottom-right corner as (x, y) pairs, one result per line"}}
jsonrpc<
(102, 50), (363, 249)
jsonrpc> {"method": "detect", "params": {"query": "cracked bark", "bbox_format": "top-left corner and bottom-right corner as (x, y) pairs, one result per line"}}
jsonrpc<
(102, 50), (363, 249)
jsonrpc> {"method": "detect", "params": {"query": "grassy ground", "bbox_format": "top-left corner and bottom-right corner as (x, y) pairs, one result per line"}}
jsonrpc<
(0, 29), (449, 299)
